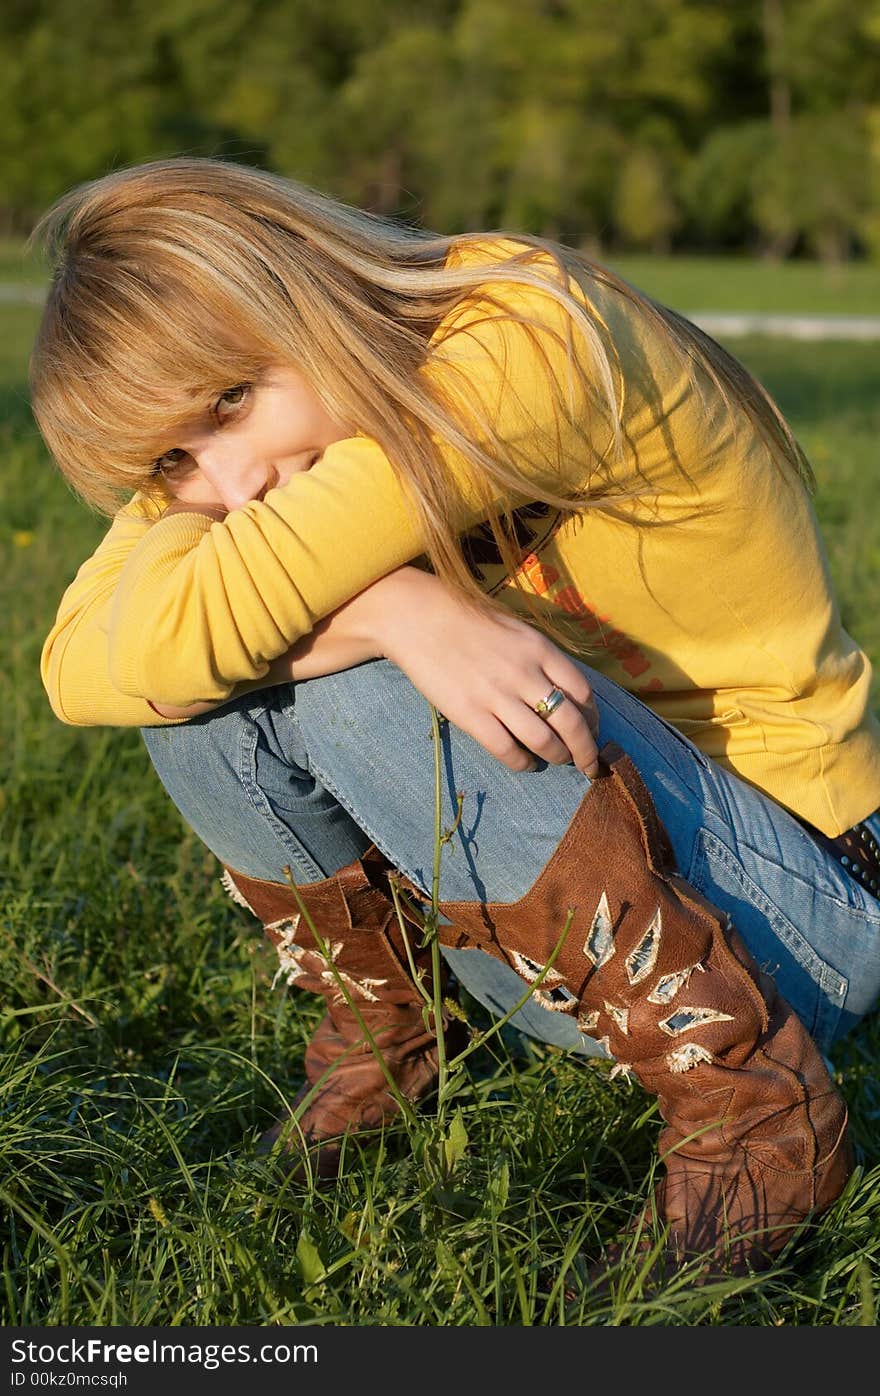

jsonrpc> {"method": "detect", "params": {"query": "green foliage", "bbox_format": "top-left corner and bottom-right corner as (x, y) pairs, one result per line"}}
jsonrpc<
(614, 148), (680, 254)
(3, 0), (880, 260)
(751, 114), (872, 262)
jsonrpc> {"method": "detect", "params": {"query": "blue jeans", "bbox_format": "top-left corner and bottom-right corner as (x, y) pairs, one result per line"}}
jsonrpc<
(141, 660), (880, 1054)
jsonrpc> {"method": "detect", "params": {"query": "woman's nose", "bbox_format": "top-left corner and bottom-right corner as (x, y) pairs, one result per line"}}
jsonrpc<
(197, 452), (277, 512)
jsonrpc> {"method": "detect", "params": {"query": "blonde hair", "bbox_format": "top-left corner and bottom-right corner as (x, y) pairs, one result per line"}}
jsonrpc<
(29, 156), (813, 652)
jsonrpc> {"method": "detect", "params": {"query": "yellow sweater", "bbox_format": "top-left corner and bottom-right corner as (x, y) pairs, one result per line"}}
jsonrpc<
(41, 238), (880, 837)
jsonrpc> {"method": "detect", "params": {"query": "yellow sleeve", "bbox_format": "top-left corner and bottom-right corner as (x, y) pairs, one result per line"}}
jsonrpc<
(40, 493), (187, 726)
(104, 251), (603, 708)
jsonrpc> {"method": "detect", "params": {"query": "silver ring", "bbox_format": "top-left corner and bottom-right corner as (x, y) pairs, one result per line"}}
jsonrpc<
(533, 686), (566, 719)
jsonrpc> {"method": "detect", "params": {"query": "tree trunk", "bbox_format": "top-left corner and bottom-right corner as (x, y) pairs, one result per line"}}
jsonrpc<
(762, 0), (792, 137)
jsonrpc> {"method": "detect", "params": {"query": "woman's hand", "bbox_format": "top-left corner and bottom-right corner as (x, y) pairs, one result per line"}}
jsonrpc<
(364, 567), (600, 777)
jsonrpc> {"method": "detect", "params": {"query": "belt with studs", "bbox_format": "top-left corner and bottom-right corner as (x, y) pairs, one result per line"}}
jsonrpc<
(798, 814), (880, 901)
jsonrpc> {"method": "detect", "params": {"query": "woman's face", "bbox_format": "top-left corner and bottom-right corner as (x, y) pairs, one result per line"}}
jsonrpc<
(151, 365), (350, 511)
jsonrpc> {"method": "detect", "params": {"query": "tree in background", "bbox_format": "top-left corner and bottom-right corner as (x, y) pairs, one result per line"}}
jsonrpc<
(2, 0), (879, 261)
(685, 0), (879, 260)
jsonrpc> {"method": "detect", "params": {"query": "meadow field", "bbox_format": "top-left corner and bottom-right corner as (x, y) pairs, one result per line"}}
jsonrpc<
(2, 265), (880, 1326)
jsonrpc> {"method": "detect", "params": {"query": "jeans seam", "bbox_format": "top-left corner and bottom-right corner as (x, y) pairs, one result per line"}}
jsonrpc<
(739, 835), (880, 921)
(596, 685), (711, 785)
(235, 716), (327, 883)
(696, 828), (847, 1002)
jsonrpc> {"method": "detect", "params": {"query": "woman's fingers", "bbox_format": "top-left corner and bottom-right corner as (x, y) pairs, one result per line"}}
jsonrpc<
(537, 658), (595, 720)
(380, 570), (603, 776)
(540, 691), (600, 775)
(494, 697), (571, 763)
(527, 659), (600, 771)
(491, 676), (600, 776)
(469, 713), (541, 772)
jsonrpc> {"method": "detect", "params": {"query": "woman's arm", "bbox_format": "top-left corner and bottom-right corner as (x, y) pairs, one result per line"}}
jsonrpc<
(42, 498), (600, 772)
(40, 494), (172, 726)
(152, 564), (601, 777)
(147, 575), (399, 718)
(41, 489), (413, 727)
(107, 259), (603, 708)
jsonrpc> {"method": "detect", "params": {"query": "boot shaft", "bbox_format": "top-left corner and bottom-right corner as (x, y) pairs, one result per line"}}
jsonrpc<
(223, 847), (437, 1018)
(431, 741), (852, 1269)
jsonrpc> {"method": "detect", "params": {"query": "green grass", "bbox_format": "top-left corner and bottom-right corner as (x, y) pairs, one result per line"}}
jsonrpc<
(0, 306), (41, 385)
(0, 238), (48, 287)
(2, 303), (880, 1326)
(606, 255), (880, 316)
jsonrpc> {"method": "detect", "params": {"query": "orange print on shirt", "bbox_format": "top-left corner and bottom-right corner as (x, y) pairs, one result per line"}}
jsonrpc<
(518, 552), (664, 692)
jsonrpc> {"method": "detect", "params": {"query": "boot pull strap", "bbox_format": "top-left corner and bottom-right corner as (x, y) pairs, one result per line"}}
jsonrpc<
(599, 741), (678, 873)
(334, 857), (375, 899)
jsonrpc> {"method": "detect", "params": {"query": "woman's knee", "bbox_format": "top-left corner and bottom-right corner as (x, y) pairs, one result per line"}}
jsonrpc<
(291, 660), (595, 901)
(289, 659), (706, 904)
(140, 700), (271, 868)
(141, 700), (248, 789)
(140, 693), (365, 883)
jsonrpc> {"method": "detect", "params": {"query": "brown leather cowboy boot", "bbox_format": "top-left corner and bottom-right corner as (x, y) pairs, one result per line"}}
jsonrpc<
(222, 845), (456, 1179)
(425, 741), (852, 1274)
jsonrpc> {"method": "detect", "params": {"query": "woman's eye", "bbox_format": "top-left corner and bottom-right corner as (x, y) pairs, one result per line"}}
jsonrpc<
(151, 448), (192, 479)
(213, 383), (251, 422)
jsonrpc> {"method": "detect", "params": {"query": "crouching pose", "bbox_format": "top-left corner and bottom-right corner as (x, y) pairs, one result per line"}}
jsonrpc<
(34, 158), (880, 1275)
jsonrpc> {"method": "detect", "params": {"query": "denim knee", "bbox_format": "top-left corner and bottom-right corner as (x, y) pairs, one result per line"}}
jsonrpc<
(141, 691), (371, 882)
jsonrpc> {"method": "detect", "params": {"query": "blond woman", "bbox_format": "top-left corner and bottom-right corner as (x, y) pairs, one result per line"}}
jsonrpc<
(33, 159), (880, 1276)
